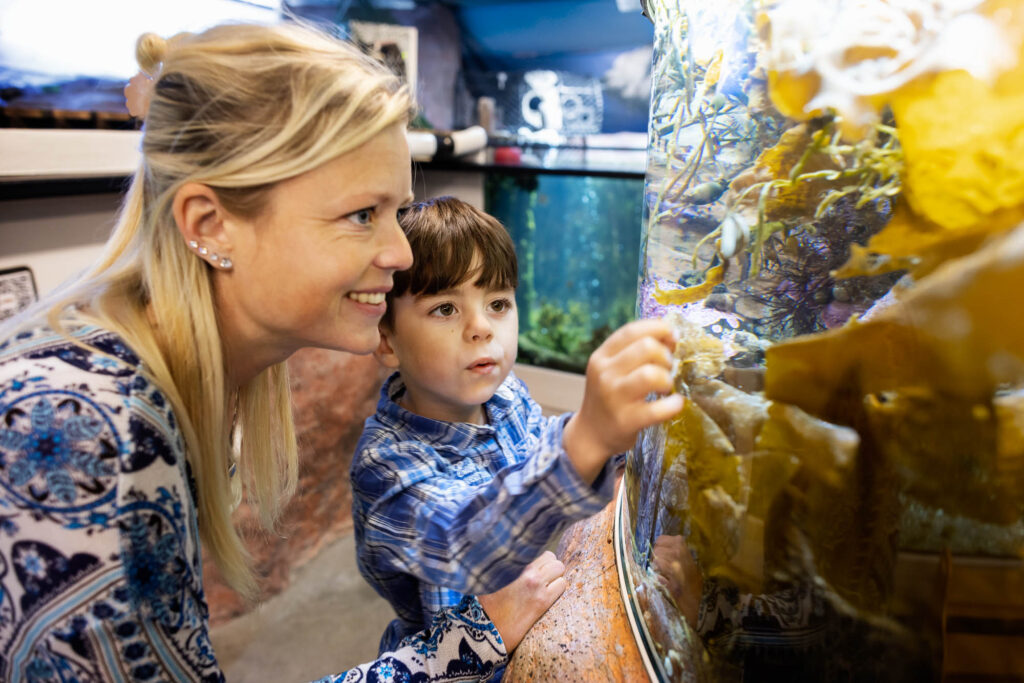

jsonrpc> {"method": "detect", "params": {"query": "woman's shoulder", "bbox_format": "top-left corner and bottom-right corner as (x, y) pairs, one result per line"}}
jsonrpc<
(1, 322), (142, 374)
(0, 324), (210, 681)
(0, 321), (186, 477)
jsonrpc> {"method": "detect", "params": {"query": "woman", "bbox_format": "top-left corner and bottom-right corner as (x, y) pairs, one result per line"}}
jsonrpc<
(0, 23), (565, 681)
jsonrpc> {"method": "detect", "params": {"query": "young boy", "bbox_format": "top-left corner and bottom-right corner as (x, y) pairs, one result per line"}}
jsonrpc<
(351, 196), (682, 653)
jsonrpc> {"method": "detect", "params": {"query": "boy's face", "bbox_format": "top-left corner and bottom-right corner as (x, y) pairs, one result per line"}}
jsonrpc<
(377, 268), (518, 424)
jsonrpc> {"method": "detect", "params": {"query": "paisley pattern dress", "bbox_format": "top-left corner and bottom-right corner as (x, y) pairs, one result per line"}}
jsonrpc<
(0, 324), (506, 682)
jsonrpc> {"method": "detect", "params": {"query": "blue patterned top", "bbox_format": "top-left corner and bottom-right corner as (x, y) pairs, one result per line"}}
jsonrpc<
(0, 324), (507, 682)
(351, 372), (617, 652)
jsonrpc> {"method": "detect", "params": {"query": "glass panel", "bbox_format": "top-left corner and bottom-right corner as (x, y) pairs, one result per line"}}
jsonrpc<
(622, 1), (1024, 680)
(485, 172), (643, 373)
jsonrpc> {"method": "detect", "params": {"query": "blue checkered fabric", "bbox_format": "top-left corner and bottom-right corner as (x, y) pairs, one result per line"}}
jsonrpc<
(351, 371), (616, 652)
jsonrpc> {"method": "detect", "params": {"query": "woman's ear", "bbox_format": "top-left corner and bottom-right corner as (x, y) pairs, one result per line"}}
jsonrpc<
(374, 325), (401, 369)
(172, 182), (235, 267)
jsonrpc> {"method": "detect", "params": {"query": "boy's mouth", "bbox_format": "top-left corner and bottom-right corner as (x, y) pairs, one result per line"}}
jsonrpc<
(468, 358), (498, 374)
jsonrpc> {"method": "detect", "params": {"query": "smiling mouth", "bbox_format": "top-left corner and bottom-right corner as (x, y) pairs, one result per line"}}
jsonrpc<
(347, 292), (385, 304)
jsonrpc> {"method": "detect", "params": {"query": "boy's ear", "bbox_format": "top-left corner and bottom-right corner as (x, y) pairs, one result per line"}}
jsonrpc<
(374, 325), (401, 369)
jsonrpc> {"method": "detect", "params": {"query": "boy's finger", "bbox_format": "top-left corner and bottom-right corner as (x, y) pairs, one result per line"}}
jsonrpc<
(640, 393), (685, 427)
(616, 363), (675, 399)
(618, 393), (684, 434)
(545, 576), (568, 599)
(602, 334), (676, 379)
(527, 550), (555, 568)
(597, 319), (677, 358)
(535, 557), (567, 584)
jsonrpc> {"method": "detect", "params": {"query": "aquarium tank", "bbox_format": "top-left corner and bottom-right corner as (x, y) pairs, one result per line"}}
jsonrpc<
(617, 0), (1024, 681)
(486, 172), (643, 374)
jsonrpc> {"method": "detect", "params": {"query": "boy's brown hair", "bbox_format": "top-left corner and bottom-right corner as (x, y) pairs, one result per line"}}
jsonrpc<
(382, 196), (518, 328)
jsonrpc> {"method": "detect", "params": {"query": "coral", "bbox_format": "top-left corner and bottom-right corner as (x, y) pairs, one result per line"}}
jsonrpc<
(752, 192), (903, 337)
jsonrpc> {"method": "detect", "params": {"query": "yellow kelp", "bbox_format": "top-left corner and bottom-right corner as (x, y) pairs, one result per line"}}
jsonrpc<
(767, 223), (1024, 411)
(659, 316), (866, 595)
(863, 388), (1022, 525)
(764, 223), (1024, 527)
(762, 0), (1024, 279)
(761, 0), (1019, 138)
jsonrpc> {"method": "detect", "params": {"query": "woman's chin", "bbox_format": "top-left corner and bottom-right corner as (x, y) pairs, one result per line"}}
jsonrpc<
(330, 329), (381, 356)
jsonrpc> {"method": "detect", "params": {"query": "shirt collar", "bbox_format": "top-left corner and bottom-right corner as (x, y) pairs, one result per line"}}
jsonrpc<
(377, 372), (518, 448)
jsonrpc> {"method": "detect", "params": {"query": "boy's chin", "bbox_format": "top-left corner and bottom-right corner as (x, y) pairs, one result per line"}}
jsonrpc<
(470, 368), (511, 397)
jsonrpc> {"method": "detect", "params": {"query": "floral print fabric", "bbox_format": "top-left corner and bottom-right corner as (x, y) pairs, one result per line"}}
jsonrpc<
(0, 324), (506, 682)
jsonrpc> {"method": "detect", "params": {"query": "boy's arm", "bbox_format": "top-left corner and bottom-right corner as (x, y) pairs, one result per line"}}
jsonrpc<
(353, 319), (682, 597)
(352, 413), (612, 596)
(562, 318), (683, 483)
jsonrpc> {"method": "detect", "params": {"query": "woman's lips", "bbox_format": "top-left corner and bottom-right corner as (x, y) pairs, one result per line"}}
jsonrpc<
(347, 291), (386, 304)
(346, 291), (387, 315)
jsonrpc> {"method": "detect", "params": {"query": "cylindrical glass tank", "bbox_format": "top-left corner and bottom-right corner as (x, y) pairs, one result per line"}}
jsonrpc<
(621, 1), (1024, 681)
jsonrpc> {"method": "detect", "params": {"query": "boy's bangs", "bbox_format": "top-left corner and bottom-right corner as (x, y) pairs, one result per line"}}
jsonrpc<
(471, 229), (518, 293)
(398, 197), (518, 298)
(408, 227), (517, 295)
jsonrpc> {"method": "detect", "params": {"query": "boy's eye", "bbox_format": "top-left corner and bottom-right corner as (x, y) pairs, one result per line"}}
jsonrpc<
(430, 303), (457, 317)
(490, 298), (514, 313)
(345, 208), (375, 226)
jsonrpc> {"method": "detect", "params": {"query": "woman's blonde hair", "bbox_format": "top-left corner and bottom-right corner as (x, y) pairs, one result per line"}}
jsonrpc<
(36, 22), (413, 599)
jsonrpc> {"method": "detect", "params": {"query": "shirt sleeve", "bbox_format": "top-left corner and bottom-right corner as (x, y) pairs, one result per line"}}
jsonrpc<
(353, 413), (617, 595)
(316, 596), (507, 682)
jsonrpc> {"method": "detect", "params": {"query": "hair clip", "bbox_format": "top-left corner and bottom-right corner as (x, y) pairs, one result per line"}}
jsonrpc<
(124, 69), (158, 120)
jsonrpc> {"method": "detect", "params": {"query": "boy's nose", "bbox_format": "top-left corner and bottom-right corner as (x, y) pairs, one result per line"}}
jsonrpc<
(466, 313), (493, 342)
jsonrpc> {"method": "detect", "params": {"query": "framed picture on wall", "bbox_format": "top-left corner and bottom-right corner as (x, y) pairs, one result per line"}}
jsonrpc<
(0, 267), (38, 322)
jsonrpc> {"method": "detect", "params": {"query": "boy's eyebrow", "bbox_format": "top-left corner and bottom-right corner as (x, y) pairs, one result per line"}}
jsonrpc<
(419, 283), (515, 298)
(419, 287), (458, 298)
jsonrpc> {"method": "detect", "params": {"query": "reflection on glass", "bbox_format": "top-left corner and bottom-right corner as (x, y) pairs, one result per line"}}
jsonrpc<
(486, 173), (642, 373)
(621, 1), (1024, 681)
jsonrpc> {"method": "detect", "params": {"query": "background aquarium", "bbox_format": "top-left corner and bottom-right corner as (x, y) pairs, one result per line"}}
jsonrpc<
(619, 0), (1024, 681)
(486, 172), (643, 374)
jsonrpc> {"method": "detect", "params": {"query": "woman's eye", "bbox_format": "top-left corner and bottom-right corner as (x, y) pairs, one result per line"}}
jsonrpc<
(345, 208), (375, 226)
(430, 303), (456, 317)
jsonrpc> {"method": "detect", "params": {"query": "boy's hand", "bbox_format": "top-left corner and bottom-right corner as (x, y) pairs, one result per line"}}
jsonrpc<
(477, 551), (567, 653)
(563, 318), (683, 484)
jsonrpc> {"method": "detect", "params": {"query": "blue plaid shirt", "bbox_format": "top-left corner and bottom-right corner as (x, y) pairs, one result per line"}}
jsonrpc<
(351, 371), (616, 652)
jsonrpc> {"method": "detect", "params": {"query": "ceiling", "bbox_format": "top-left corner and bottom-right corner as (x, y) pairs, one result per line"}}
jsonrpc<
(286, 0), (653, 59)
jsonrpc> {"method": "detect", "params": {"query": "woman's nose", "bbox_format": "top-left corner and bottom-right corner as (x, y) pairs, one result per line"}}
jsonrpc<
(376, 218), (413, 272)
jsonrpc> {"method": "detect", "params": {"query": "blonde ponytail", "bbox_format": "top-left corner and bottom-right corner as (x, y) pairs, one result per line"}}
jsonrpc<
(33, 21), (413, 600)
